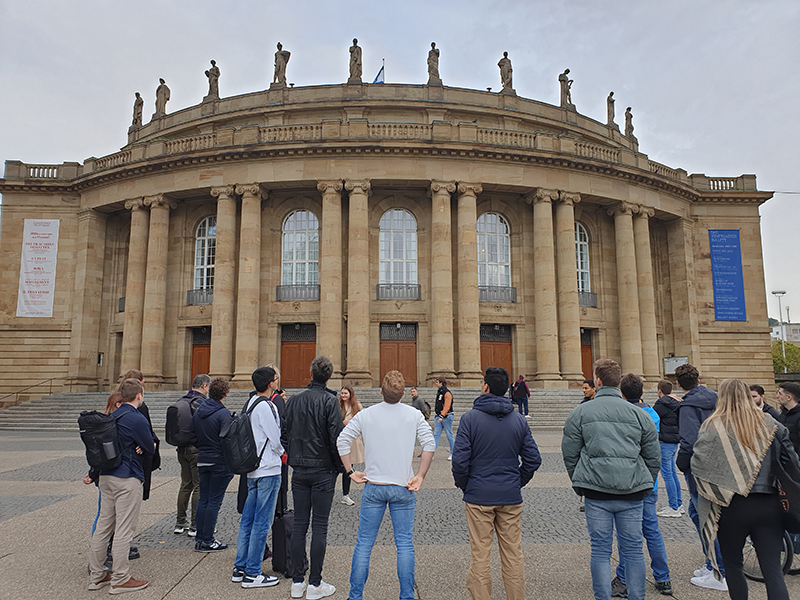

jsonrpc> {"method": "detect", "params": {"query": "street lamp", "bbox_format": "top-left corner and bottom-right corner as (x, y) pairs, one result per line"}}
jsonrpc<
(773, 290), (787, 373)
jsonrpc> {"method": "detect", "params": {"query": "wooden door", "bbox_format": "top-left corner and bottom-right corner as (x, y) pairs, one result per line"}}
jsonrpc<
(280, 341), (317, 387)
(581, 344), (593, 380)
(191, 344), (211, 381)
(480, 341), (513, 379)
(380, 341), (417, 386)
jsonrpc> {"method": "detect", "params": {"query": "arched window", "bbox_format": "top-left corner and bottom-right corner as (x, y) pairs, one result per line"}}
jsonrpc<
(282, 210), (319, 285)
(194, 216), (216, 290)
(379, 209), (417, 284)
(575, 222), (590, 292)
(477, 213), (510, 287)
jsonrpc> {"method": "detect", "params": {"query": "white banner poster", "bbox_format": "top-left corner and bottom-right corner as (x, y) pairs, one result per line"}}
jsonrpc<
(16, 219), (60, 317)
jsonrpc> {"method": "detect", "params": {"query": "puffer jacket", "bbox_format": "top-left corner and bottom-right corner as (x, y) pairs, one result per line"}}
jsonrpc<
(562, 386), (660, 496)
(281, 381), (344, 472)
(778, 404), (800, 454)
(654, 394), (680, 444)
(451, 393), (541, 505)
(676, 385), (718, 472)
(191, 398), (231, 466)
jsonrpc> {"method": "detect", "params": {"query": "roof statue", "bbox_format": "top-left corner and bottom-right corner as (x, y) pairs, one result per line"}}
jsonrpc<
(348, 39), (362, 84)
(131, 92), (143, 129)
(498, 52), (515, 95)
(427, 42), (441, 86)
(152, 78), (170, 120)
(625, 106), (637, 143)
(272, 43), (291, 89)
(607, 92), (617, 128)
(559, 69), (575, 111)
(203, 60), (220, 102)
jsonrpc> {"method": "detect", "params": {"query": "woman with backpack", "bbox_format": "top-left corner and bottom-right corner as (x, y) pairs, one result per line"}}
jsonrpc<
(338, 385), (363, 506)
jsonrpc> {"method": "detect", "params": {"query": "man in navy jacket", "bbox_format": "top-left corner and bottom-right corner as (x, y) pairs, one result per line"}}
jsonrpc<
(452, 366), (541, 600)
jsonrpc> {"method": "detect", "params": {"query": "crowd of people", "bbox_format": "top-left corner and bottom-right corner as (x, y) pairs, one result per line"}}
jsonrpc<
(82, 357), (800, 600)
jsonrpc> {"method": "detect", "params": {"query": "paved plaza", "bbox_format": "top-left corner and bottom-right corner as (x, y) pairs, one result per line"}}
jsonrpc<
(0, 428), (795, 599)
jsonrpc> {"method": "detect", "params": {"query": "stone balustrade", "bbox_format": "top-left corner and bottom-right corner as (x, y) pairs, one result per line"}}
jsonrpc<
(94, 150), (132, 170)
(164, 134), (216, 154)
(576, 141), (620, 163)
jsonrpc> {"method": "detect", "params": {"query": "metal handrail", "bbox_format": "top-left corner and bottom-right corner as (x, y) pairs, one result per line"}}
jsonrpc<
(0, 378), (56, 405)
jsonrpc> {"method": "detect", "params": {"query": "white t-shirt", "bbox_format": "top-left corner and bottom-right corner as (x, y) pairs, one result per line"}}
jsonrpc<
(244, 395), (284, 478)
(337, 401), (435, 487)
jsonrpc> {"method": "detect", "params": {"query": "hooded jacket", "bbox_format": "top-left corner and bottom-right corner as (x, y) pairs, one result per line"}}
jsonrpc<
(191, 398), (231, 466)
(676, 385), (717, 473)
(653, 394), (681, 444)
(451, 393), (541, 505)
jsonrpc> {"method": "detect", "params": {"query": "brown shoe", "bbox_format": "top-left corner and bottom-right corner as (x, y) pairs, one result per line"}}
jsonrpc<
(109, 577), (149, 595)
(88, 572), (112, 590)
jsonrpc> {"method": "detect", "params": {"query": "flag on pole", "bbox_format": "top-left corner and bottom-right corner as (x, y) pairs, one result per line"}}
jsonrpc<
(373, 59), (385, 84)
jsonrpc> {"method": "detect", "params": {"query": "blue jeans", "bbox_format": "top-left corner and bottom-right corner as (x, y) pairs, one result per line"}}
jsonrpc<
(234, 474), (281, 577)
(433, 414), (454, 454)
(585, 497), (646, 600)
(616, 490), (670, 583)
(349, 483), (417, 600)
(196, 464), (233, 545)
(659, 443), (682, 510)
(685, 471), (725, 576)
(513, 397), (528, 416)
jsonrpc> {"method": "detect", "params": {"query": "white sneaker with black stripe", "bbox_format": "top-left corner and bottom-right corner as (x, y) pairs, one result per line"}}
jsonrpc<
(242, 573), (279, 588)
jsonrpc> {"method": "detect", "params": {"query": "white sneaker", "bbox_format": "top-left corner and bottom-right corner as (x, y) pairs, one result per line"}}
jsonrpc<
(693, 566), (711, 578)
(690, 571), (727, 591)
(656, 506), (683, 518)
(291, 581), (307, 598)
(679, 505), (686, 514)
(306, 580), (336, 599)
(447, 454), (452, 461)
(341, 494), (355, 506)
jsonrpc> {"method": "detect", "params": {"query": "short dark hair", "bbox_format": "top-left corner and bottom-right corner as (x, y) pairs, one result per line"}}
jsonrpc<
(251, 366), (277, 393)
(593, 359), (621, 388)
(620, 373), (644, 401)
(674, 363), (699, 390)
(310, 356), (333, 383)
(119, 378), (143, 403)
(583, 379), (595, 389)
(436, 377), (447, 387)
(749, 384), (765, 396)
(657, 379), (673, 395)
(779, 382), (800, 403)
(192, 374), (211, 389)
(484, 366), (509, 397)
(208, 377), (230, 401)
(381, 371), (405, 403)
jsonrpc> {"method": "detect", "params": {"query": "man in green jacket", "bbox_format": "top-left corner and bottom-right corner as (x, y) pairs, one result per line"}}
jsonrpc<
(562, 359), (660, 600)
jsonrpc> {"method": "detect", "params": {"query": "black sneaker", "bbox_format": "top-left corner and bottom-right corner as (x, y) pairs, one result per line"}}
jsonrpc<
(242, 573), (279, 588)
(232, 567), (246, 583)
(128, 546), (140, 560)
(611, 576), (628, 598)
(196, 539), (227, 552)
(655, 580), (673, 596)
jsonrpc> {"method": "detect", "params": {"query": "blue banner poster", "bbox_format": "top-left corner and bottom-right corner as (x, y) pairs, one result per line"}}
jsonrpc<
(708, 229), (746, 321)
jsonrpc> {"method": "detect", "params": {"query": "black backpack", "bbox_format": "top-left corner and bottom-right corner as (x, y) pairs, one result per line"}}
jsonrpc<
(78, 410), (124, 471)
(219, 396), (278, 475)
(165, 395), (197, 447)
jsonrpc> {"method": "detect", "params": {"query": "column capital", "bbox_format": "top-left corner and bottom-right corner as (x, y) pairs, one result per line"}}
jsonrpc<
(124, 197), (146, 211)
(143, 194), (177, 210)
(317, 180), (344, 194)
(429, 180), (456, 196)
(77, 207), (107, 223)
(526, 188), (559, 205)
(235, 183), (265, 199)
(344, 179), (371, 195)
(608, 201), (639, 217)
(457, 182), (482, 197)
(559, 191), (581, 206)
(210, 185), (236, 200)
(636, 206), (655, 219)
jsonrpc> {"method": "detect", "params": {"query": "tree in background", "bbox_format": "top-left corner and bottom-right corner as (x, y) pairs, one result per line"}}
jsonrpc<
(773, 340), (800, 373)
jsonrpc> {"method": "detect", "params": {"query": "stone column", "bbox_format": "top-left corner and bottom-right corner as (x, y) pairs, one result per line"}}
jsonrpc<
(344, 179), (372, 385)
(68, 208), (108, 390)
(668, 218), (701, 366)
(529, 188), (562, 384)
(120, 198), (149, 376)
(139, 194), (177, 385)
(634, 208), (661, 383)
(318, 180), (344, 385)
(232, 184), (264, 385)
(429, 181), (456, 381)
(456, 182), (482, 386)
(611, 202), (644, 376)
(209, 185), (237, 379)
(555, 191), (584, 384)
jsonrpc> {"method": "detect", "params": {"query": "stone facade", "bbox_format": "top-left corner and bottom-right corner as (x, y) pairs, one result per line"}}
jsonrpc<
(0, 83), (774, 396)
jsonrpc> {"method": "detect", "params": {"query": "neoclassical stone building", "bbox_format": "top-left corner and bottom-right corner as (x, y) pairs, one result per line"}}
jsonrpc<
(0, 82), (774, 393)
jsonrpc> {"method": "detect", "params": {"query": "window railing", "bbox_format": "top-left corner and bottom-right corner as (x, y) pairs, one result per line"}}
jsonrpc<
(478, 286), (517, 303)
(187, 288), (214, 305)
(578, 291), (598, 308)
(118, 297), (125, 312)
(276, 284), (320, 301)
(376, 283), (421, 301)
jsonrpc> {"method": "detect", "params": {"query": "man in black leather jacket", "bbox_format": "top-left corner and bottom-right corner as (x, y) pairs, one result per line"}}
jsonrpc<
(777, 382), (800, 453)
(281, 356), (343, 599)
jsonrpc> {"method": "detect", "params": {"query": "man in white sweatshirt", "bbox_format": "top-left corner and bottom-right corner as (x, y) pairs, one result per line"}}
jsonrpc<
(231, 366), (284, 588)
(337, 370), (435, 600)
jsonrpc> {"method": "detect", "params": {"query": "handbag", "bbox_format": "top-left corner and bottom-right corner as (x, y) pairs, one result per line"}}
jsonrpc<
(773, 444), (800, 533)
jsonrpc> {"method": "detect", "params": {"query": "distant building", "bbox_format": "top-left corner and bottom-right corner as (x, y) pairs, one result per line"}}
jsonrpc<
(772, 324), (800, 344)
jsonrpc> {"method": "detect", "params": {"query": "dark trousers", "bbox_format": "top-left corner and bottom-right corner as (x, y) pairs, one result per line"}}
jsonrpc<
(176, 447), (199, 527)
(291, 467), (337, 586)
(196, 464), (233, 545)
(341, 471), (351, 496)
(717, 493), (789, 600)
(513, 396), (528, 416)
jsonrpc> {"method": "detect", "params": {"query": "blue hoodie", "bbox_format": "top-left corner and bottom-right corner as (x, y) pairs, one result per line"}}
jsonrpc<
(191, 398), (231, 466)
(676, 385), (717, 473)
(451, 393), (541, 505)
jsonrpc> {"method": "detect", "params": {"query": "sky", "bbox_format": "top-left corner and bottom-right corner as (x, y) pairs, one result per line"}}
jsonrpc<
(0, 0), (798, 321)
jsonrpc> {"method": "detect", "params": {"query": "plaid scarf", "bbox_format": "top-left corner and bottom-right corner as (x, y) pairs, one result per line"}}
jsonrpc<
(691, 413), (777, 581)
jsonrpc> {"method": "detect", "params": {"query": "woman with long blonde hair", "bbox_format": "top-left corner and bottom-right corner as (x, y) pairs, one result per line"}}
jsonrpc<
(691, 379), (799, 599)
(338, 385), (364, 506)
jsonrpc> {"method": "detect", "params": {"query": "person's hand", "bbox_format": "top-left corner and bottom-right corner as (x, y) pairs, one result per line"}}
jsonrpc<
(350, 471), (368, 484)
(407, 474), (424, 492)
(135, 446), (143, 455)
(82, 475), (93, 485)
(343, 417), (351, 426)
